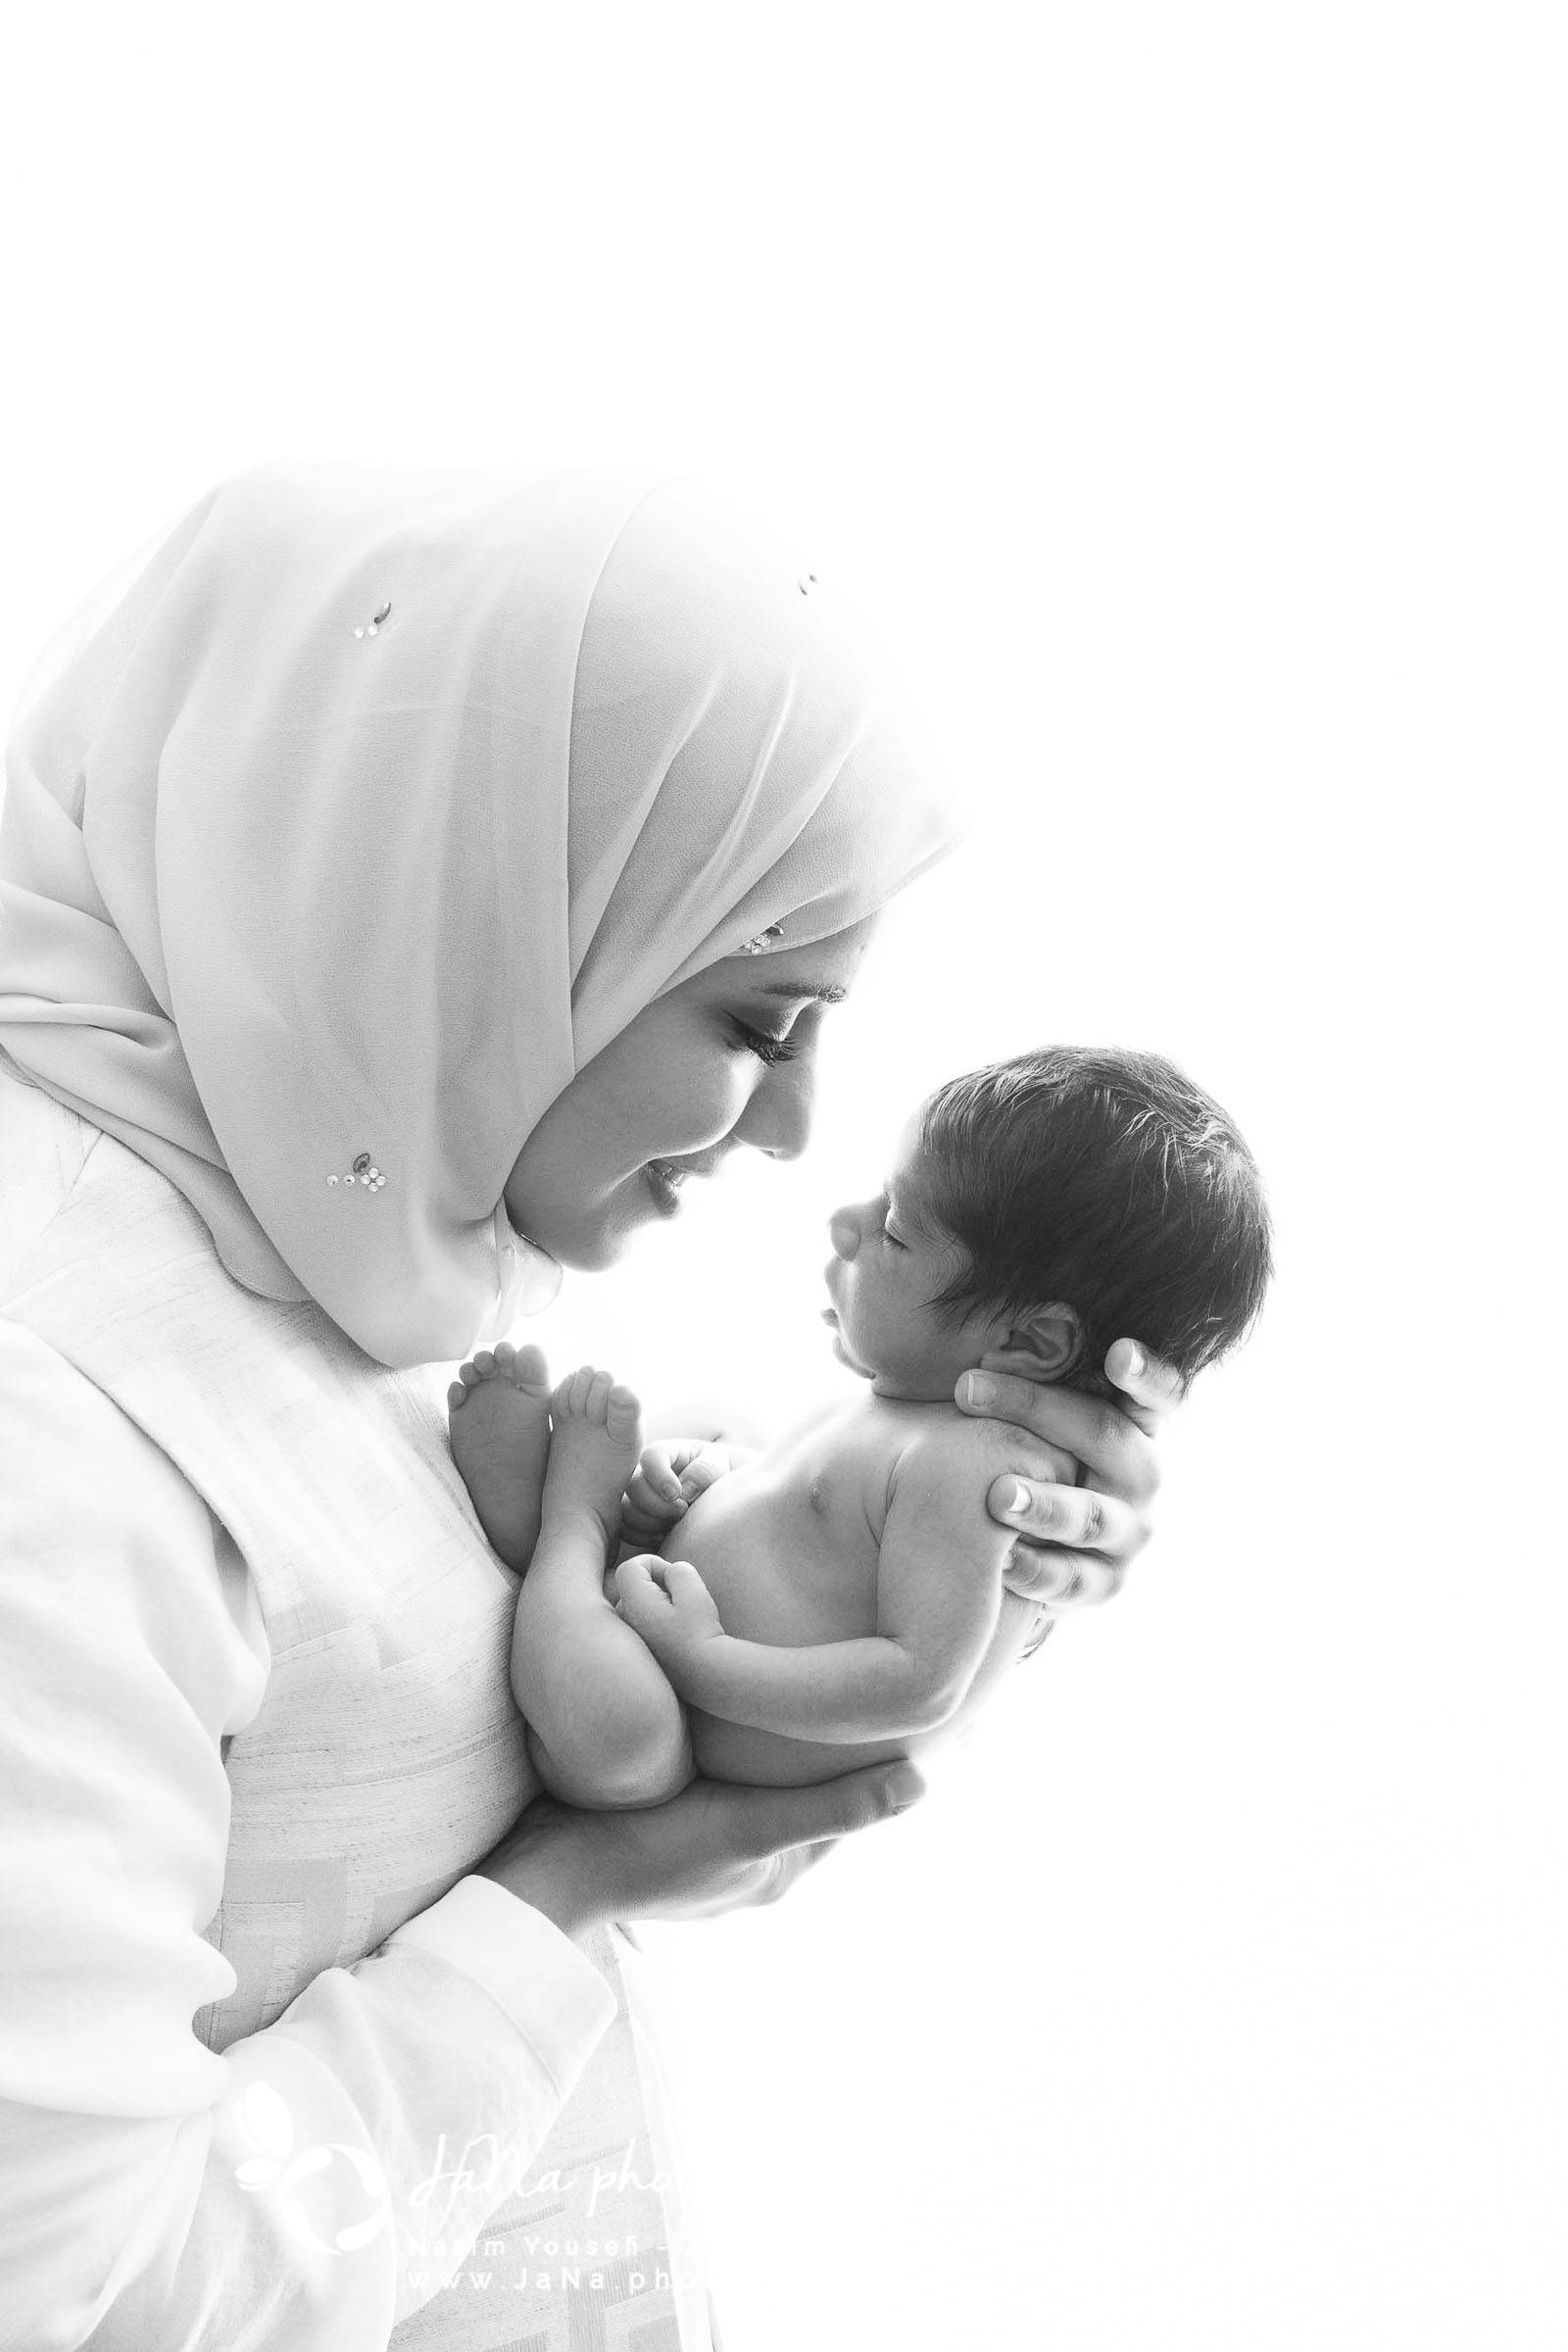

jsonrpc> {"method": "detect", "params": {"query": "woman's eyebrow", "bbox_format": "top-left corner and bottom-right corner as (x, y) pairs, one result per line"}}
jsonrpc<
(754, 980), (849, 1005)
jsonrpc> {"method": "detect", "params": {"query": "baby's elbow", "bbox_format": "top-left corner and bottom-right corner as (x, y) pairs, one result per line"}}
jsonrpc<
(905, 1678), (967, 1734)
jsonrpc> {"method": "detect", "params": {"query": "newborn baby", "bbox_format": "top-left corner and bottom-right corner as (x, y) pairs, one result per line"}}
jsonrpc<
(448, 1046), (1271, 1804)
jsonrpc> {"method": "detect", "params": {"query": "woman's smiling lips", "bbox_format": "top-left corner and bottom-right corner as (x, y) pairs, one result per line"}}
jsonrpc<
(643, 1159), (687, 1216)
(643, 1152), (726, 1216)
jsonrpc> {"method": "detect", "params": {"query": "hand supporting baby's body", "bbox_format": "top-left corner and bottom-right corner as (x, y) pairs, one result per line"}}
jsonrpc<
(449, 1349), (1044, 1808)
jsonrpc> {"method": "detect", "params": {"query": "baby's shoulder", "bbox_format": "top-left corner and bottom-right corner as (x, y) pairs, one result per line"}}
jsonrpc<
(882, 1402), (1020, 1499)
(895, 1400), (1021, 1459)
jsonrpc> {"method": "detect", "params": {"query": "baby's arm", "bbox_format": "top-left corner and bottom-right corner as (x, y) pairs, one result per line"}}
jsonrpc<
(616, 1428), (1009, 1742)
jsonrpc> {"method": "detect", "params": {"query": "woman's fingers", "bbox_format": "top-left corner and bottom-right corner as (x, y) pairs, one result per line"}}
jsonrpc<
(1103, 1339), (1186, 1435)
(991, 1475), (1145, 1568)
(493, 1759), (928, 1930)
(999, 1541), (1129, 1610)
(713, 1760), (927, 1865)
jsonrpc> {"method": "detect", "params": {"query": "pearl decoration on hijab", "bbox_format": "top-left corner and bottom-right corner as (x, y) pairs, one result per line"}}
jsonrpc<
(326, 1153), (386, 1192)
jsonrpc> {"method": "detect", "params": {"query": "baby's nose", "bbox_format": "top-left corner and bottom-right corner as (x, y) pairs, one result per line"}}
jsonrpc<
(828, 1208), (861, 1260)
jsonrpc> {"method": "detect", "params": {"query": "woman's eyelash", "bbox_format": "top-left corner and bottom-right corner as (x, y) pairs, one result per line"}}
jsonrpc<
(731, 1017), (802, 1067)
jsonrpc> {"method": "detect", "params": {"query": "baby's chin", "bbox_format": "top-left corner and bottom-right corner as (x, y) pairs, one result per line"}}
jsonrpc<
(828, 1329), (875, 1380)
(830, 1328), (957, 1403)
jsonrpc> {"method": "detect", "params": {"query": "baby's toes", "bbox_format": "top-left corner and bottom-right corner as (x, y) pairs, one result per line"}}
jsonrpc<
(512, 1343), (551, 1397)
(605, 1383), (642, 1451)
(551, 1364), (593, 1420)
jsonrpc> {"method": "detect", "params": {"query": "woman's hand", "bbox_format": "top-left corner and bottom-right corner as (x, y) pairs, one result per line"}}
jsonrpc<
(475, 1761), (925, 1938)
(956, 1339), (1184, 1621)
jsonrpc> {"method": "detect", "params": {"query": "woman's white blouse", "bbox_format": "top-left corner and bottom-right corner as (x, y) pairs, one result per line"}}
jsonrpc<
(0, 1068), (615, 2348)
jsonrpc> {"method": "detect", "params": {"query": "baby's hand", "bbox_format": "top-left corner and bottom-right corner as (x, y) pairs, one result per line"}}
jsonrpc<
(620, 1441), (731, 1547)
(615, 1555), (727, 1692)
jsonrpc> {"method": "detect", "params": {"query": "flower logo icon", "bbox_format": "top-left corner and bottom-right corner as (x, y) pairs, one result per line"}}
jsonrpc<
(231, 2082), (391, 2255)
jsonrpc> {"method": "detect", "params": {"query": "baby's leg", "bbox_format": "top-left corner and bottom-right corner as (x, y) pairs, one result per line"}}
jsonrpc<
(448, 1343), (553, 1571)
(514, 1367), (693, 1810)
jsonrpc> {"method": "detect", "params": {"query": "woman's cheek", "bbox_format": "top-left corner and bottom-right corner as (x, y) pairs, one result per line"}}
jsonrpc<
(664, 1057), (755, 1150)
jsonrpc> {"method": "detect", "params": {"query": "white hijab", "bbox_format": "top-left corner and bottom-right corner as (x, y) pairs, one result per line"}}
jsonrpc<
(0, 463), (953, 1367)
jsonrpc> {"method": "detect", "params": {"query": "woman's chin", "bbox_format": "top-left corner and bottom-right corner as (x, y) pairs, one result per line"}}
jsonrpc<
(536, 1213), (648, 1273)
(505, 1180), (667, 1272)
(543, 1230), (629, 1273)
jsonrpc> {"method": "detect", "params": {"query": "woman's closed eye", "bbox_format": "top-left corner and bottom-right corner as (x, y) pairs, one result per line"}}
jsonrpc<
(728, 1015), (804, 1067)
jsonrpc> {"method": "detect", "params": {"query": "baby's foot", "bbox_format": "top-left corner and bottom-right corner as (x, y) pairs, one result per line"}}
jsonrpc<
(448, 1342), (553, 1570)
(541, 1365), (643, 1548)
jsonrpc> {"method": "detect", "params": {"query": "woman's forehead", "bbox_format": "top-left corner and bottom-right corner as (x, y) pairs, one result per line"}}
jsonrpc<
(687, 913), (880, 1000)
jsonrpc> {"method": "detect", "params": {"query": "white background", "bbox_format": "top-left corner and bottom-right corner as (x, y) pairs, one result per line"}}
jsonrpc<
(3, 5), (1563, 2346)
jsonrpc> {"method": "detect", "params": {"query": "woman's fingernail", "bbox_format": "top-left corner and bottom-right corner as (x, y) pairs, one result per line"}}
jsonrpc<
(1121, 1342), (1145, 1378)
(1008, 1481), (1031, 1516)
(963, 1373), (996, 1407)
(885, 1763), (925, 1809)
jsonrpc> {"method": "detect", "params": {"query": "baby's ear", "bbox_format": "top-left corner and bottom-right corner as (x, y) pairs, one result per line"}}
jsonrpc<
(978, 1303), (1083, 1386)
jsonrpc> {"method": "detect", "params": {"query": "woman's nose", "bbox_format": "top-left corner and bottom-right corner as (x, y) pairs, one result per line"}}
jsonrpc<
(733, 1058), (814, 1161)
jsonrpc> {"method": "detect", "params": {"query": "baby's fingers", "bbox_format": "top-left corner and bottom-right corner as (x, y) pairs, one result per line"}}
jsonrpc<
(637, 1446), (687, 1505)
(661, 1557), (724, 1631)
(613, 1553), (678, 1637)
(677, 1452), (727, 1505)
(624, 1464), (684, 1529)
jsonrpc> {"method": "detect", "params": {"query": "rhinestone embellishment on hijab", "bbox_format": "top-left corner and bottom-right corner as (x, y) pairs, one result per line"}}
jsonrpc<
(738, 924), (786, 956)
(354, 601), (392, 639)
(326, 1152), (386, 1192)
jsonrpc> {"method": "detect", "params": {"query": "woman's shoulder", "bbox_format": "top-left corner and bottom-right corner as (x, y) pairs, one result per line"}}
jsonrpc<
(0, 1056), (106, 1295)
(0, 1314), (208, 1535)
(0, 1316), (270, 1722)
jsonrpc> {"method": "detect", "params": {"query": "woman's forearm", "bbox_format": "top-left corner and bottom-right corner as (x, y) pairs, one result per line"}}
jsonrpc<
(0, 1327), (613, 2347)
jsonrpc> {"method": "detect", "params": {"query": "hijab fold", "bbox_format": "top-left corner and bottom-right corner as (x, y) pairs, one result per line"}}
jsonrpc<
(0, 463), (952, 1367)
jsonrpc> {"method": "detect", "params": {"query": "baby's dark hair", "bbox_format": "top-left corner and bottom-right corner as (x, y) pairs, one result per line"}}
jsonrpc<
(916, 1046), (1271, 1398)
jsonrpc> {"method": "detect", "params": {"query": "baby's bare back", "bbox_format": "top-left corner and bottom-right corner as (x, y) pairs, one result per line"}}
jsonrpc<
(662, 1395), (1040, 1786)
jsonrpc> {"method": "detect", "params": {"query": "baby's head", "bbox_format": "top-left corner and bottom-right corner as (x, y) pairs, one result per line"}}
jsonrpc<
(822, 1046), (1271, 1402)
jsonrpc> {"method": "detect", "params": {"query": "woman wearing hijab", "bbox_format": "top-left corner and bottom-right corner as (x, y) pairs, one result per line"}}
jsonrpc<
(0, 464), (1172, 2349)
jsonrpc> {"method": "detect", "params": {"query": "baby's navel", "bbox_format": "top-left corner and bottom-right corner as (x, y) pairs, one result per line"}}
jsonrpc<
(807, 1472), (830, 1518)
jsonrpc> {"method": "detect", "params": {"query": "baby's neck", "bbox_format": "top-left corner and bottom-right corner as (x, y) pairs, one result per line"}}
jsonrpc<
(862, 1377), (970, 1407)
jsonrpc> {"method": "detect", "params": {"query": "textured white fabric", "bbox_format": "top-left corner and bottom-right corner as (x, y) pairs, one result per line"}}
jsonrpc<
(386, 1878), (615, 2105)
(0, 1062), (644, 2348)
(0, 462), (953, 1367)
